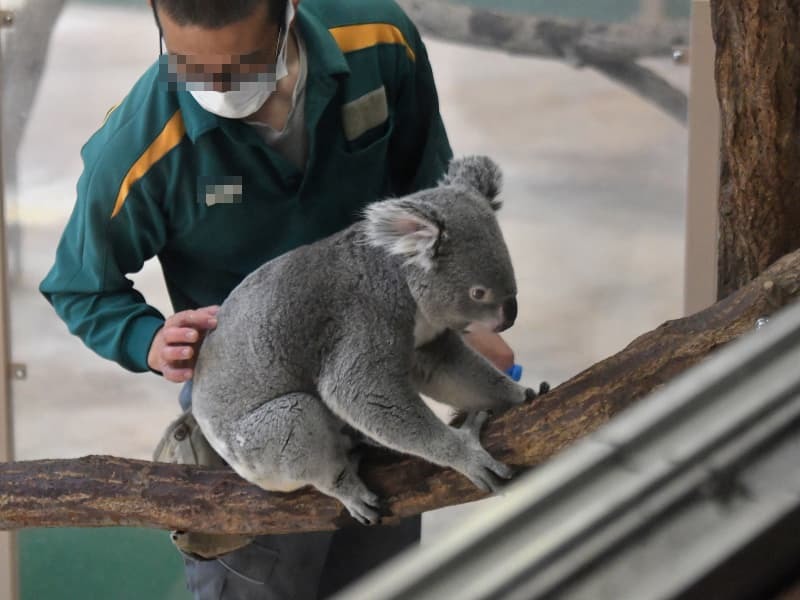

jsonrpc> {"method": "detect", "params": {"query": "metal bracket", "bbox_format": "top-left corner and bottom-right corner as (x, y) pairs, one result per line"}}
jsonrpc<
(10, 363), (26, 380)
(0, 10), (14, 27)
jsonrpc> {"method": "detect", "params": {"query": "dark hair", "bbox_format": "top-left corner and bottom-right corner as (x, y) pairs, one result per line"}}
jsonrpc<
(152, 0), (286, 29)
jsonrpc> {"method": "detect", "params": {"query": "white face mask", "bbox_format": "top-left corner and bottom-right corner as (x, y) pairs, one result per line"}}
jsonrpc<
(189, 1), (295, 119)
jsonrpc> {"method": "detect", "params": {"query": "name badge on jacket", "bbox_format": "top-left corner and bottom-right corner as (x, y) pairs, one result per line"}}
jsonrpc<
(199, 176), (243, 207)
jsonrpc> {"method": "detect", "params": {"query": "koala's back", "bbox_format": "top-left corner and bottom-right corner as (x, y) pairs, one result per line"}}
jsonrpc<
(191, 225), (413, 420)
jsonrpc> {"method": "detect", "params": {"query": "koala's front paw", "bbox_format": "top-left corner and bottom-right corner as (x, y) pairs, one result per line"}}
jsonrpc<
(457, 412), (515, 492)
(523, 381), (551, 404)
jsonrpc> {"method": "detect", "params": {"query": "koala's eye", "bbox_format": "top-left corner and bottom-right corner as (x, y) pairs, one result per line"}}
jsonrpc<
(470, 287), (488, 301)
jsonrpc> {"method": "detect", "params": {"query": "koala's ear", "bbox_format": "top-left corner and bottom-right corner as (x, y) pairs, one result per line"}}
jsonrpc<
(442, 155), (503, 210)
(362, 199), (442, 270)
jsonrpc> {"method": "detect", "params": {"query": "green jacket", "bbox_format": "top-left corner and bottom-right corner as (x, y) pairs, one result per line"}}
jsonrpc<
(40, 0), (453, 373)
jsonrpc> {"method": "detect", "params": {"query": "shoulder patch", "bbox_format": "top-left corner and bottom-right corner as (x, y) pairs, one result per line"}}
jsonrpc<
(328, 23), (416, 62)
(111, 110), (186, 218)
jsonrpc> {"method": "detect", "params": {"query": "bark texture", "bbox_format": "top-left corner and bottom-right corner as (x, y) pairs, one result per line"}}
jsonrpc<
(712, 1), (800, 298)
(3, 249), (800, 535)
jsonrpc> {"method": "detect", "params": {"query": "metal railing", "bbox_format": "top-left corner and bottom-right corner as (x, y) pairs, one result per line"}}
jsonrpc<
(334, 300), (800, 600)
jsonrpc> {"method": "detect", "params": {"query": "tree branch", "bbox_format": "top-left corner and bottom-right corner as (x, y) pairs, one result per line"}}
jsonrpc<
(3, 249), (800, 534)
(396, 0), (689, 123)
(577, 56), (687, 123)
(396, 0), (689, 61)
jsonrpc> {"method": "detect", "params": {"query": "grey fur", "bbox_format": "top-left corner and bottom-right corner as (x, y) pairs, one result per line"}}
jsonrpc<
(440, 154), (503, 209)
(192, 156), (538, 525)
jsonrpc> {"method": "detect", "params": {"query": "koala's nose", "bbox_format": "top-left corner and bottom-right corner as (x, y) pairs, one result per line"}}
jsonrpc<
(499, 297), (518, 331)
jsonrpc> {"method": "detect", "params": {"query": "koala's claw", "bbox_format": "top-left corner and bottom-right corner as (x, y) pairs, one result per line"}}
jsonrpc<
(331, 461), (383, 525)
(344, 490), (383, 526)
(524, 381), (551, 404)
(456, 412), (515, 493)
(463, 454), (514, 493)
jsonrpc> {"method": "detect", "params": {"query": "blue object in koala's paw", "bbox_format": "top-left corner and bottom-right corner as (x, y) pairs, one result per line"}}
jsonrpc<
(505, 364), (523, 382)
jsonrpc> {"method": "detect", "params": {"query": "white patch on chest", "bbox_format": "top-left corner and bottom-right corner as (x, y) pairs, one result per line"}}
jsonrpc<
(414, 310), (445, 347)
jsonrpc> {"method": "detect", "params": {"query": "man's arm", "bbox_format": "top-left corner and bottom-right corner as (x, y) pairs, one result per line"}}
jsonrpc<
(39, 150), (169, 373)
(463, 329), (515, 372)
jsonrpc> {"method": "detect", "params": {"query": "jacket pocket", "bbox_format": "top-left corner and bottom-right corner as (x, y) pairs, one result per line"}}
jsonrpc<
(342, 85), (392, 155)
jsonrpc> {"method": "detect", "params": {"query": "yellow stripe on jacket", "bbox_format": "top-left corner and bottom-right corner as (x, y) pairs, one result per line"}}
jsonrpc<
(329, 23), (416, 62)
(111, 110), (186, 218)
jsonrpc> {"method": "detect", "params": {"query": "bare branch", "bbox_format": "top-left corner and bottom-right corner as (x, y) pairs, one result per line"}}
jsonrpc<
(579, 57), (687, 122)
(3, 248), (800, 534)
(396, 0), (689, 62)
(397, 0), (689, 123)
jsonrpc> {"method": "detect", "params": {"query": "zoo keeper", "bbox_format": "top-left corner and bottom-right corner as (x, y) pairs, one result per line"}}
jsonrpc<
(39, 0), (516, 598)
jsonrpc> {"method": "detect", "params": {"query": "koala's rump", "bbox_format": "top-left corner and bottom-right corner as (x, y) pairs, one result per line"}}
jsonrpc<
(192, 252), (332, 416)
(191, 228), (409, 421)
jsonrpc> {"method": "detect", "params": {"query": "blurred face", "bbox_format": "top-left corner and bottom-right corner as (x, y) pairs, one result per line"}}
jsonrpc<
(153, 2), (284, 92)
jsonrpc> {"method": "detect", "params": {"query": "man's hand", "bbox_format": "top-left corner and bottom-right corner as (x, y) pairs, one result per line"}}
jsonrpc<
(147, 306), (219, 382)
(463, 329), (515, 372)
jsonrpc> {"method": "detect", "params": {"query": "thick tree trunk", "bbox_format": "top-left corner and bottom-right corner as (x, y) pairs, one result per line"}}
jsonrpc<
(712, 1), (800, 299)
(2, 249), (800, 535)
(712, 3), (800, 586)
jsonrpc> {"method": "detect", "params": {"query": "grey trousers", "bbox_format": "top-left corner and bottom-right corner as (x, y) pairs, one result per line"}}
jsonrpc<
(182, 516), (421, 599)
(177, 382), (421, 599)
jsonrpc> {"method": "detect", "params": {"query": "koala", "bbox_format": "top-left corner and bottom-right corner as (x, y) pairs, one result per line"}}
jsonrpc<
(191, 155), (547, 525)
